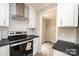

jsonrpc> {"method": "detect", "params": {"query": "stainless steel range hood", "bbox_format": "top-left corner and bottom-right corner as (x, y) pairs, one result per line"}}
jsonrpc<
(11, 14), (28, 20)
(10, 3), (28, 20)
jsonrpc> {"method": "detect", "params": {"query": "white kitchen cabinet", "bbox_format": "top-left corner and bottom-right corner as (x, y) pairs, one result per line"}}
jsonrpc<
(0, 45), (9, 56)
(57, 3), (78, 27)
(28, 6), (36, 28)
(0, 3), (9, 27)
(33, 38), (39, 55)
(54, 49), (70, 56)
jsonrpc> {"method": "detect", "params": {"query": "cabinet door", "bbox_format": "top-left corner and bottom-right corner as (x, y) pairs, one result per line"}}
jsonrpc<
(4, 3), (9, 26)
(0, 4), (5, 26)
(6, 45), (9, 56)
(57, 3), (76, 27)
(0, 45), (9, 56)
(57, 3), (63, 27)
(28, 6), (36, 28)
(0, 3), (9, 27)
(73, 4), (78, 27)
(33, 38), (39, 55)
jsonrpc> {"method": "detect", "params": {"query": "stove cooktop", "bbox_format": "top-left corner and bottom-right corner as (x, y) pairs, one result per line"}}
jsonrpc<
(8, 31), (27, 41)
(8, 35), (27, 41)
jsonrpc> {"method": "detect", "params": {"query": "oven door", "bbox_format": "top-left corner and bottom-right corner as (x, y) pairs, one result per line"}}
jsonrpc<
(10, 40), (33, 56)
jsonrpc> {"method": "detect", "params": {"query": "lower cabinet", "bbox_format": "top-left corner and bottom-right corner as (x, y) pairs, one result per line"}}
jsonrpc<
(33, 38), (39, 55)
(53, 49), (70, 56)
(0, 45), (9, 56)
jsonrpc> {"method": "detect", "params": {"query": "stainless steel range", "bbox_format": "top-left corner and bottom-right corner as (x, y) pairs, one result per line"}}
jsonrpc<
(8, 31), (33, 56)
(8, 31), (27, 43)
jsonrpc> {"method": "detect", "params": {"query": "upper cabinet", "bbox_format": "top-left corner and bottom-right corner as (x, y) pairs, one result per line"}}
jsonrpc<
(28, 6), (36, 28)
(57, 3), (78, 27)
(0, 3), (9, 27)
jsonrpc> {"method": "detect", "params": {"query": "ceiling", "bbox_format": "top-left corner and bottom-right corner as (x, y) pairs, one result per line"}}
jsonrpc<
(43, 8), (57, 20)
(25, 3), (57, 10)
(25, 3), (47, 7)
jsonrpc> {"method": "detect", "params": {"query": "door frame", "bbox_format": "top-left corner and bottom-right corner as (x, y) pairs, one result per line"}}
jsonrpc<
(39, 7), (57, 47)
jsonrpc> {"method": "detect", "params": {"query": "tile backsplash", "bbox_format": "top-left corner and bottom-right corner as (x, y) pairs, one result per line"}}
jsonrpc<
(58, 27), (77, 43)
(0, 27), (8, 38)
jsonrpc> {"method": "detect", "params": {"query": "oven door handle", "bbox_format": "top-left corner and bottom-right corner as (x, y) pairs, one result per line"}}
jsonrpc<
(10, 40), (33, 47)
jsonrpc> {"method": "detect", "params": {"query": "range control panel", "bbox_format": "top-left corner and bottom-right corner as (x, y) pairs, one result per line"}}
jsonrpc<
(8, 31), (27, 36)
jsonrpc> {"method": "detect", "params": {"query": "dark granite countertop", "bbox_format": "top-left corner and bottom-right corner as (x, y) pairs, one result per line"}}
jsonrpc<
(9, 35), (39, 44)
(53, 40), (79, 56)
(0, 35), (39, 47)
(0, 38), (9, 47)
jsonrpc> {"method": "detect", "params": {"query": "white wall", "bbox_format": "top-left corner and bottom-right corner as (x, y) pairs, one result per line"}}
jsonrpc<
(42, 18), (47, 42)
(42, 17), (56, 43)
(46, 20), (56, 42)
(0, 27), (8, 38)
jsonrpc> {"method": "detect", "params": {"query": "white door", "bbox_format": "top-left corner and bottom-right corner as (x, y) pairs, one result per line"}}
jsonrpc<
(57, 3), (75, 27)
(28, 6), (36, 28)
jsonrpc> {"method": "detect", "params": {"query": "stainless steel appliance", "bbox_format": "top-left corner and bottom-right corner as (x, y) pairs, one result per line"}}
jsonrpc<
(10, 3), (29, 20)
(8, 31), (33, 56)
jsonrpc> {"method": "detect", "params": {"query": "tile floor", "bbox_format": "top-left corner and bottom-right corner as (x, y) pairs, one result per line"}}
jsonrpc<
(35, 41), (54, 56)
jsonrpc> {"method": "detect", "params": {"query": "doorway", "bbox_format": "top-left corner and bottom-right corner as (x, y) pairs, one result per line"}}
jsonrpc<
(40, 8), (57, 45)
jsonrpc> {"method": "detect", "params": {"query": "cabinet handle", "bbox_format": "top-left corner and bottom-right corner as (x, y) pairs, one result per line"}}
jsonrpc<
(4, 20), (5, 24)
(60, 19), (62, 25)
